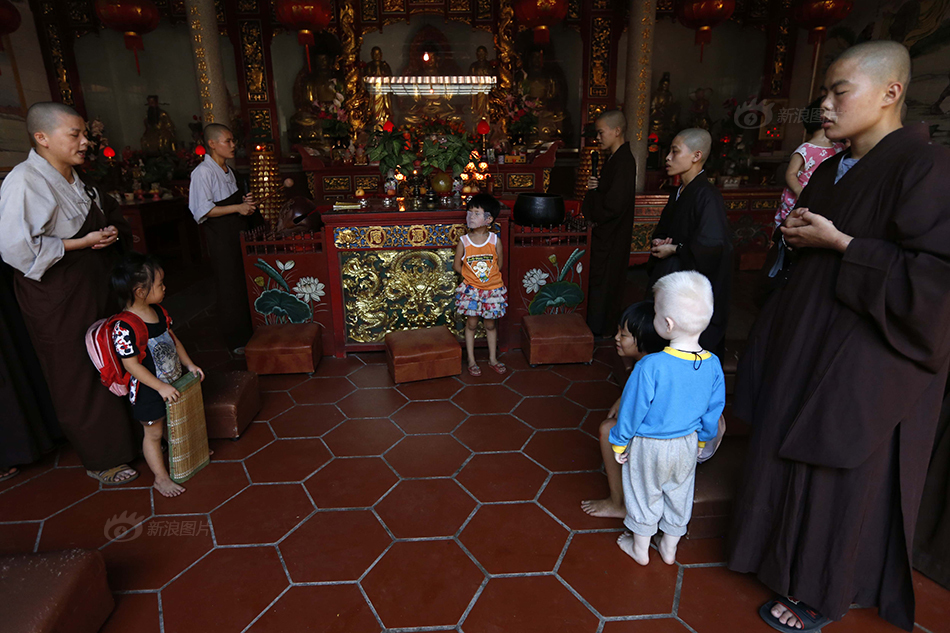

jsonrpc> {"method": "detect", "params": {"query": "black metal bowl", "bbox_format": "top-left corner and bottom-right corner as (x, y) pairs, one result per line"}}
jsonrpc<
(512, 193), (565, 227)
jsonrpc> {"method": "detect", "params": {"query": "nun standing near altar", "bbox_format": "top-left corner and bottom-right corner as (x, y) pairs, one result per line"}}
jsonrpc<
(0, 103), (138, 484)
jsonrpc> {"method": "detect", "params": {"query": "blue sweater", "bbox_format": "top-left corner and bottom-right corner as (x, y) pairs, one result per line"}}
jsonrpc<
(608, 348), (726, 453)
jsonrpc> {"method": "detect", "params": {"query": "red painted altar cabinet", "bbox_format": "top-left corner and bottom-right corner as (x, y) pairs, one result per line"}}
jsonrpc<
(240, 197), (592, 358)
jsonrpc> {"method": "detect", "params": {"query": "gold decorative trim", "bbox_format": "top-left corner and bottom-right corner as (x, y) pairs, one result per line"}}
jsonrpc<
(476, 0), (492, 20)
(543, 169), (551, 193)
(240, 21), (269, 103)
(752, 199), (778, 210)
(307, 172), (316, 198)
(341, 0), (368, 141)
(726, 200), (747, 211)
(334, 224), (468, 249)
(355, 175), (379, 191)
(633, 0), (654, 142)
(382, 0), (404, 11)
(248, 108), (273, 138)
(568, 0), (580, 19)
(587, 103), (608, 124)
(630, 223), (657, 252)
(449, 0), (470, 11)
(507, 173), (535, 189)
(41, 2), (74, 106)
(361, 0), (378, 21)
(324, 176), (352, 192)
(589, 17), (610, 98)
(238, 0), (257, 12)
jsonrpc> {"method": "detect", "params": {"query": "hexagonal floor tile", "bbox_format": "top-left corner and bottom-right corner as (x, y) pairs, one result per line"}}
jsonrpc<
(243, 438), (331, 483)
(600, 619), (692, 632)
(397, 376), (462, 401)
(558, 532), (678, 617)
(0, 468), (98, 521)
(538, 472), (625, 531)
(211, 484), (313, 545)
(514, 397), (587, 429)
(915, 571), (950, 633)
(208, 422), (275, 461)
(504, 370), (571, 397)
(152, 461), (249, 515)
(0, 522), (39, 556)
(348, 364), (396, 388)
(337, 388), (407, 418)
(675, 537), (727, 565)
(312, 355), (365, 377)
(162, 546), (288, 633)
(376, 479), (477, 538)
(525, 430), (601, 472)
(324, 419), (404, 457)
(100, 592), (160, 633)
(552, 362), (614, 382)
(101, 515), (213, 590)
(822, 608), (911, 632)
(362, 540), (483, 629)
(456, 453), (548, 502)
(253, 391), (295, 421)
(677, 566), (773, 633)
(461, 576), (599, 633)
(269, 404), (345, 438)
(289, 376), (355, 405)
(305, 457), (398, 508)
(280, 510), (390, 582)
(247, 585), (381, 633)
(496, 350), (534, 372)
(391, 400), (467, 434)
(385, 435), (471, 478)
(565, 381), (622, 409)
(258, 373), (309, 392)
(460, 503), (568, 574)
(453, 414), (533, 452)
(452, 384), (522, 414)
(38, 488), (151, 551)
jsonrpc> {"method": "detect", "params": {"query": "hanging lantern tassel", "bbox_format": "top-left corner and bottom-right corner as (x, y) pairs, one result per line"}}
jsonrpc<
(298, 29), (315, 72)
(124, 31), (144, 75)
(695, 26), (712, 63)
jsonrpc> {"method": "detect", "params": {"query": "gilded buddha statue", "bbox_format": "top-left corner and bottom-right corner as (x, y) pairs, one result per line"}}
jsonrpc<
(403, 46), (462, 127)
(289, 52), (340, 148)
(141, 95), (178, 154)
(469, 45), (494, 124)
(521, 49), (565, 142)
(650, 72), (678, 145)
(366, 46), (393, 128)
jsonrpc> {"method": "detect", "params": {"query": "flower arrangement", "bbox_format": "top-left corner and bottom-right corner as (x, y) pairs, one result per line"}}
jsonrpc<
(313, 81), (350, 139)
(504, 94), (541, 137)
(367, 118), (475, 179)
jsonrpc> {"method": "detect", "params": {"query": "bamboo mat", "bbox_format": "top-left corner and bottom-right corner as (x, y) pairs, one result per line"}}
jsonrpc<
(165, 371), (210, 483)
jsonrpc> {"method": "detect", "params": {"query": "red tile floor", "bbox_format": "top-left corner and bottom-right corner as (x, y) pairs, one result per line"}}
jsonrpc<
(2, 337), (948, 633)
(2, 258), (949, 633)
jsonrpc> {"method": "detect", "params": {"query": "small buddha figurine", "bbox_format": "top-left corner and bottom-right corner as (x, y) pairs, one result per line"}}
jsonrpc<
(521, 49), (565, 142)
(403, 46), (461, 126)
(289, 52), (340, 148)
(650, 72), (678, 145)
(140, 95), (178, 154)
(469, 45), (494, 124)
(366, 46), (393, 128)
(688, 87), (712, 131)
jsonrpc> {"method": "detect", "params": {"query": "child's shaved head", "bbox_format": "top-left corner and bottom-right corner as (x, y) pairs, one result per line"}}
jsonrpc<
(832, 40), (911, 103)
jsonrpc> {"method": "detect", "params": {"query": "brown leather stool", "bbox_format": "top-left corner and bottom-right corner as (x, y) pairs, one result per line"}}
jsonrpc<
(689, 436), (748, 538)
(245, 323), (322, 375)
(385, 326), (462, 384)
(203, 370), (262, 439)
(0, 549), (114, 633)
(521, 313), (594, 366)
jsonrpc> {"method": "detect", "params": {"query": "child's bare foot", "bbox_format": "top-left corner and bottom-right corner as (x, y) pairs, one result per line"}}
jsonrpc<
(154, 477), (185, 497)
(617, 532), (650, 565)
(658, 533), (680, 565)
(581, 498), (626, 518)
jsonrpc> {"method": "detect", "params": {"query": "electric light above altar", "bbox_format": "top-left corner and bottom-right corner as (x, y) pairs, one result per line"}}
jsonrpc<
(363, 75), (497, 97)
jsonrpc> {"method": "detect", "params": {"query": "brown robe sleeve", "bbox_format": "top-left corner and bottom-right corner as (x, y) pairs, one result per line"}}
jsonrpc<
(835, 152), (950, 372)
(582, 147), (637, 226)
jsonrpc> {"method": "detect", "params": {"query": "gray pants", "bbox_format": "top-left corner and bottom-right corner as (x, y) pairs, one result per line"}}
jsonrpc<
(621, 433), (698, 537)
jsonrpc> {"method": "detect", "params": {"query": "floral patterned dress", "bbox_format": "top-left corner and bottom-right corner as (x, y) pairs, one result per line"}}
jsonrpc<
(776, 142), (846, 226)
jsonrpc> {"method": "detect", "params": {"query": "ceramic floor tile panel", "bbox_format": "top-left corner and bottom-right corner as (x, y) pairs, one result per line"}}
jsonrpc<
(2, 346), (947, 633)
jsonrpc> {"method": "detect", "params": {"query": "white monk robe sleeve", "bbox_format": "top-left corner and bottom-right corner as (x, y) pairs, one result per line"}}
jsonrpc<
(0, 173), (66, 281)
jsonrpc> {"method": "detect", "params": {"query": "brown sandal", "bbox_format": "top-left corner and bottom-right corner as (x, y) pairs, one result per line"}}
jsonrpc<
(86, 465), (139, 486)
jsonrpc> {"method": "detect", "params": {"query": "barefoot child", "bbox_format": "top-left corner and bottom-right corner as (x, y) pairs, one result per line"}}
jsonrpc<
(454, 193), (508, 376)
(111, 253), (204, 497)
(612, 271), (725, 566)
(581, 301), (665, 519)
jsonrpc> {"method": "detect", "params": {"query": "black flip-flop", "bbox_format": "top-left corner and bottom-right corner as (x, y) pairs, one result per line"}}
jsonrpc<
(0, 467), (19, 482)
(759, 597), (831, 632)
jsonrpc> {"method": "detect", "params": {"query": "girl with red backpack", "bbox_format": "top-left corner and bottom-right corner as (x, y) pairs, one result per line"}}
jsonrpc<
(109, 253), (204, 497)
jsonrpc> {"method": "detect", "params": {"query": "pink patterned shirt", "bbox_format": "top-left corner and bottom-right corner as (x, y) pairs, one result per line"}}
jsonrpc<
(776, 141), (847, 226)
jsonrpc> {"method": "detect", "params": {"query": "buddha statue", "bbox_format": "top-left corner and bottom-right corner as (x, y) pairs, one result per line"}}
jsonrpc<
(289, 52), (339, 149)
(365, 46), (393, 128)
(403, 46), (462, 127)
(469, 45), (494, 124)
(140, 95), (178, 154)
(650, 72), (678, 146)
(521, 49), (565, 142)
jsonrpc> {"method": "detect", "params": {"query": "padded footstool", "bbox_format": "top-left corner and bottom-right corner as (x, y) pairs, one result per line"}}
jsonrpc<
(203, 370), (262, 439)
(385, 326), (461, 384)
(245, 324), (322, 375)
(0, 549), (114, 633)
(521, 313), (594, 366)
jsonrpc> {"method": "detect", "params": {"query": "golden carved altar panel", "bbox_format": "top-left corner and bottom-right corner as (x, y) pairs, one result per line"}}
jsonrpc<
(340, 249), (466, 343)
(589, 17), (610, 98)
(334, 224), (468, 250)
(324, 176), (352, 192)
(507, 173), (535, 190)
(239, 21), (268, 103)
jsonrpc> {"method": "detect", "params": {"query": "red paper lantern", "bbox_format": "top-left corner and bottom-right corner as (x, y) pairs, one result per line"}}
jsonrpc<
(476, 119), (491, 136)
(382, 120), (394, 132)
(94, 0), (160, 75)
(103, 146), (116, 158)
(514, 0), (568, 45)
(794, 0), (853, 45)
(195, 144), (206, 156)
(675, 0), (736, 62)
(0, 0), (21, 59)
(275, 0), (332, 72)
